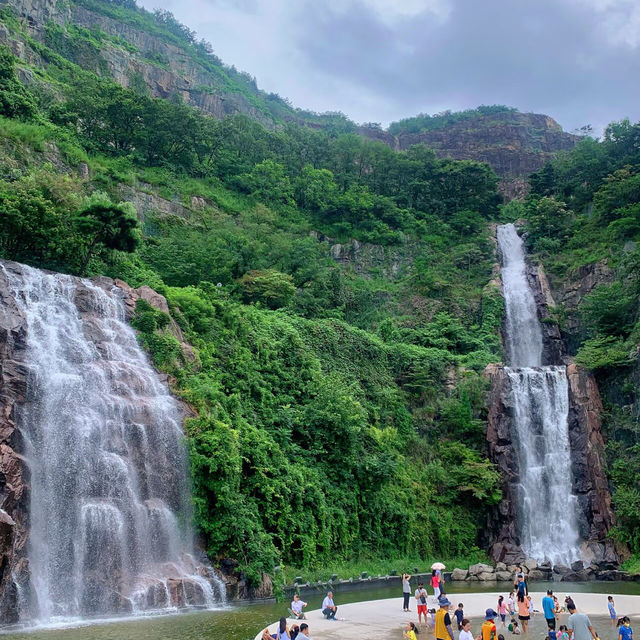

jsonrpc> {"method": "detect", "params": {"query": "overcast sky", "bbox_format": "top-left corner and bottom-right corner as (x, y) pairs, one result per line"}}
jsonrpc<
(137, 0), (640, 134)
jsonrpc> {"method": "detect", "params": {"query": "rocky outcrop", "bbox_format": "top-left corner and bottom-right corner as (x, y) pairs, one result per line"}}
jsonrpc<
(1, 0), (277, 127)
(360, 112), (578, 199)
(0, 265), (30, 623)
(566, 363), (618, 555)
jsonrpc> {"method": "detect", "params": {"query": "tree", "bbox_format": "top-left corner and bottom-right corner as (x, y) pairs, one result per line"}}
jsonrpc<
(74, 195), (140, 274)
(239, 269), (295, 309)
(0, 46), (37, 120)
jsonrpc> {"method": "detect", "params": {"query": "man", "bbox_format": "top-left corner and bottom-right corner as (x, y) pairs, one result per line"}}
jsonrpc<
(415, 582), (429, 626)
(299, 622), (313, 638)
(543, 590), (557, 630)
(435, 596), (455, 640)
(290, 593), (307, 620)
(322, 591), (337, 620)
(482, 609), (498, 640)
(567, 601), (598, 640)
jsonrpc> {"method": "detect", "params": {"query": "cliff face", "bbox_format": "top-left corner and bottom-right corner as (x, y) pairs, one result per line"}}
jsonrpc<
(360, 112), (578, 199)
(0, 0), (279, 127)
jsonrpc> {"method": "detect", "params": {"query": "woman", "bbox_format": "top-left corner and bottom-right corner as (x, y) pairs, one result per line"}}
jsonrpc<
(275, 617), (290, 640)
(402, 573), (412, 612)
(431, 570), (441, 599)
(517, 593), (530, 634)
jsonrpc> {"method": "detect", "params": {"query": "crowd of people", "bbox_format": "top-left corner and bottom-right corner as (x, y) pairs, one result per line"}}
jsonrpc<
(261, 565), (635, 640)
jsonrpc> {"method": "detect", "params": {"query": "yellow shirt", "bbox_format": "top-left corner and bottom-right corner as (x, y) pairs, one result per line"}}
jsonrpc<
(406, 631), (418, 640)
(482, 620), (497, 640)
(435, 608), (452, 640)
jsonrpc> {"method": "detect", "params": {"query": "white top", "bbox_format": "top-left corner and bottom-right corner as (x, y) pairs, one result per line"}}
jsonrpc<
(291, 599), (306, 614)
(322, 596), (335, 609)
(460, 630), (475, 640)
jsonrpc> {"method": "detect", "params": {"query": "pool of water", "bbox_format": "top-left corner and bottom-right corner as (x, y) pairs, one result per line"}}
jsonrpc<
(1, 581), (638, 640)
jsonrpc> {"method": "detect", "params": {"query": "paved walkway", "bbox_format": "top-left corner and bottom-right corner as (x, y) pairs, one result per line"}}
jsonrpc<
(255, 591), (640, 640)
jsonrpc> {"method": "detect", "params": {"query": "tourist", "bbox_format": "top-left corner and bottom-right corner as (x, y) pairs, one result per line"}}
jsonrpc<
(434, 596), (455, 640)
(617, 617), (633, 640)
(432, 569), (442, 599)
(557, 625), (569, 640)
(482, 608), (498, 640)
(508, 592), (516, 617)
(454, 603), (465, 630)
(517, 593), (530, 634)
(543, 590), (557, 630)
(460, 618), (475, 640)
(322, 591), (337, 620)
(509, 619), (522, 636)
(515, 574), (527, 600)
(498, 596), (507, 628)
(289, 624), (300, 640)
(299, 622), (313, 639)
(526, 595), (534, 616)
(567, 601), (598, 640)
(514, 565), (527, 594)
(608, 596), (616, 626)
(564, 596), (574, 612)
(415, 582), (429, 626)
(290, 594), (307, 620)
(404, 621), (420, 640)
(275, 617), (291, 640)
(403, 572), (412, 612)
(261, 629), (274, 640)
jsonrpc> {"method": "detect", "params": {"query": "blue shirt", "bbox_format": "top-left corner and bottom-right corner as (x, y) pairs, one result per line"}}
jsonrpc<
(455, 609), (464, 624)
(619, 626), (633, 640)
(543, 596), (555, 619)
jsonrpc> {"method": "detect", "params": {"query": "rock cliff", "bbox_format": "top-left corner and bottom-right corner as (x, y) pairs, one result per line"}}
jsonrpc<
(360, 112), (578, 199)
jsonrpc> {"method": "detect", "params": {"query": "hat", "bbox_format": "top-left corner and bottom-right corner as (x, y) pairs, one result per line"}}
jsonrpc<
(439, 596), (452, 607)
(485, 608), (498, 620)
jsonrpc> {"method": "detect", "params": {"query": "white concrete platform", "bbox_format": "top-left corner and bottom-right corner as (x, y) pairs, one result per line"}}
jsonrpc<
(255, 592), (640, 640)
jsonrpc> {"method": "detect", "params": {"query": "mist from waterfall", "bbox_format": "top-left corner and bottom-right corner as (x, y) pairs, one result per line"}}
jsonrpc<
(3, 264), (224, 625)
(497, 224), (581, 566)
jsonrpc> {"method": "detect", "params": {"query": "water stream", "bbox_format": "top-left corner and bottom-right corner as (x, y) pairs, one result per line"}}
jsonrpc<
(4, 264), (224, 625)
(497, 224), (582, 565)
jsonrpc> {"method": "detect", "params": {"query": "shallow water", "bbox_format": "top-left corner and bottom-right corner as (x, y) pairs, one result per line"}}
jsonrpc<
(2, 581), (638, 640)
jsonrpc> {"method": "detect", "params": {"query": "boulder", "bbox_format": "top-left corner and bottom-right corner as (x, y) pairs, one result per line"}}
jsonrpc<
(571, 561), (584, 572)
(451, 568), (468, 581)
(496, 571), (512, 582)
(469, 563), (494, 576)
(523, 558), (538, 571)
(466, 575), (479, 581)
(553, 565), (571, 576)
(527, 569), (544, 580)
(478, 572), (498, 582)
(496, 562), (507, 571)
(560, 571), (585, 582)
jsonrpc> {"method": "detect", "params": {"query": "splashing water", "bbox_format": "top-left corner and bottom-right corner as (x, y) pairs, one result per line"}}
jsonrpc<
(497, 224), (581, 565)
(3, 263), (225, 625)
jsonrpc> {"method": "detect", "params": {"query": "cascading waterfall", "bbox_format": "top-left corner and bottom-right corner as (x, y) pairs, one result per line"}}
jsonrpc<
(3, 263), (225, 624)
(497, 224), (581, 565)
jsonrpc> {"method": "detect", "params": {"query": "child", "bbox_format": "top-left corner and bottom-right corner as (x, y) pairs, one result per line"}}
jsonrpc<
(460, 618), (474, 640)
(498, 596), (508, 628)
(507, 592), (515, 617)
(618, 617), (633, 640)
(557, 625), (569, 640)
(527, 595), (534, 616)
(608, 596), (617, 626)
(509, 618), (521, 636)
(404, 621), (420, 640)
(454, 603), (465, 631)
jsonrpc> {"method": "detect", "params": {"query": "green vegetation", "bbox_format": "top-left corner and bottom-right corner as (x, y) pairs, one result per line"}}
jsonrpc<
(527, 119), (640, 557)
(389, 105), (518, 136)
(0, 22), (504, 585)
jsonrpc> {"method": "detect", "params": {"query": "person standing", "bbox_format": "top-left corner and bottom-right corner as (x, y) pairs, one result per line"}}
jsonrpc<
(517, 593), (530, 634)
(431, 570), (442, 599)
(567, 601), (598, 640)
(482, 609), (498, 640)
(460, 619), (475, 640)
(454, 603), (465, 631)
(322, 591), (337, 620)
(507, 592), (515, 617)
(415, 582), (429, 626)
(543, 590), (557, 630)
(618, 617), (633, 640)
(402, 573), (412, 612)
(435, 597), (455, 640)
(498, 596), (507, 628)
(608, 596), (617, 626)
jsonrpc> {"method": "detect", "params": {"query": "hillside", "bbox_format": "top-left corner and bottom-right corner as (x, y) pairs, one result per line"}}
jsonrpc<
(0, 0), (639, 592)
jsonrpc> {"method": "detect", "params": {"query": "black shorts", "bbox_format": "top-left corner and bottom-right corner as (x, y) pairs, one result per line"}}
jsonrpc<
(546, 618), (556, 630)
(519, 615), (530, 621)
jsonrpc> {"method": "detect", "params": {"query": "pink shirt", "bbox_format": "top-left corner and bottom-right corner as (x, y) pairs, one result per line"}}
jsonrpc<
(499, 602), (507, 615)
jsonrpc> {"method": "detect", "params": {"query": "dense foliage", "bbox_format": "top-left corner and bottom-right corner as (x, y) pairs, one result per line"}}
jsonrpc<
(526, 120), (640, 558)
(0, 18), (504, 584)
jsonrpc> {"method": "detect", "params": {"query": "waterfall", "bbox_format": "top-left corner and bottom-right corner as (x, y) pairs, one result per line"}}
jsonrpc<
(497, 224), (581, 565)
(3, 263), (225, 624)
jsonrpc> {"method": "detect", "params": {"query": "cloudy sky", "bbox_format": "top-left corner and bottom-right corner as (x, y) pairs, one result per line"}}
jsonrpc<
(137, 0), (640, 134)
